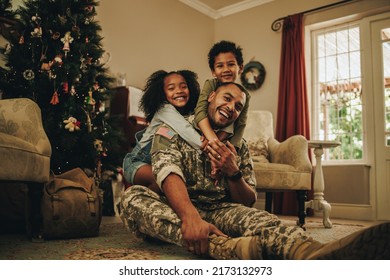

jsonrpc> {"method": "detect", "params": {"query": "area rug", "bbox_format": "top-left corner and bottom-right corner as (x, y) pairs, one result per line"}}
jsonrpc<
(280, 216), (369, 243)
(0, 217), (370, 260)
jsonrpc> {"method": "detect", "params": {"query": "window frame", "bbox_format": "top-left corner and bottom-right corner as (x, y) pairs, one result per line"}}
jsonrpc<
(308, 20), (370, 166)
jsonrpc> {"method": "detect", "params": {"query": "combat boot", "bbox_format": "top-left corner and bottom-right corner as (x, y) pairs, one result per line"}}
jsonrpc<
(289, 222), (390, 259)
(208, 234), (262, 260)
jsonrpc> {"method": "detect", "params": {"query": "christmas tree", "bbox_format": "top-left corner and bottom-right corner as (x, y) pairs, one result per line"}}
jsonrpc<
(0, 0), (124, 176)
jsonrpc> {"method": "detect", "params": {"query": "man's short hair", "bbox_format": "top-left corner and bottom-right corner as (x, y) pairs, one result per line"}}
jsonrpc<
(215, 82), (247, 95)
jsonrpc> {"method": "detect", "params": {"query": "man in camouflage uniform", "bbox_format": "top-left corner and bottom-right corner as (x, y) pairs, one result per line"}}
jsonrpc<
(120, 82), (390, 259)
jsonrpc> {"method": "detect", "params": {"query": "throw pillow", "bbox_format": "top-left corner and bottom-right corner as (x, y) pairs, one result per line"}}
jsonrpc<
(247, 136), (269, 163)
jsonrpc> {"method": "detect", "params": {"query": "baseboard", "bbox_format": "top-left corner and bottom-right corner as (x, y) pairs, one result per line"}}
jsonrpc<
(254, 198), (383, 222)
(313, 203), (377, 221)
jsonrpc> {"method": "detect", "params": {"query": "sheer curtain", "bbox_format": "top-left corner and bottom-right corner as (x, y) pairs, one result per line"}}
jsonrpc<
(274, 13), (312, 215)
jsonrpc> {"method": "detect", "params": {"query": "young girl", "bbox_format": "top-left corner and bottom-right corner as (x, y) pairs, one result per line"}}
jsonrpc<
(123, 70), (203, 194)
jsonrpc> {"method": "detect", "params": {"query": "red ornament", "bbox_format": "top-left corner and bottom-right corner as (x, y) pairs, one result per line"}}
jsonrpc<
(63, 82), (69, 93)
(50, 91), (60, 105)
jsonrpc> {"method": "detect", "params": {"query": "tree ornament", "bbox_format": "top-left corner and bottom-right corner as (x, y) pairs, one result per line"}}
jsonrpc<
(52, 54), (63, 65)
(80, 57), (87, 72)
(85, 16), (94, 25)
(23, 69), (35, 80)
(51, 31), (60, 40)
(84, 89), (96, 106)
(96, 51), (111, 66)
(19, 35), (24, 44)
(50, 91), (60, 105)
(58, 14), (67, 25)
(98, 102), (105, 113)
(31, 15), (41, 25)
(93, 82), (99, 91)
(41, 62), (51, 71)
(31, 27), (42, 38)
(61, 31), (74, 56)
(63, 117), (81, 132)
(70, 85), (76, 96)
(94, 139), (108, 157)
(72, 25), (81, 38)
(63, 81), (69, 93)
(85, 5), (94, 13)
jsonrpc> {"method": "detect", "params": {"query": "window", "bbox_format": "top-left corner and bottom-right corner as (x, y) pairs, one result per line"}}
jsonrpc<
(312, 23), (363, 161)
(382, 28), (390, 146)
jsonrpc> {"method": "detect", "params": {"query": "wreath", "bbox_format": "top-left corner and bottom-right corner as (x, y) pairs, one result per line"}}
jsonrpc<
(240, 61), (266, 91)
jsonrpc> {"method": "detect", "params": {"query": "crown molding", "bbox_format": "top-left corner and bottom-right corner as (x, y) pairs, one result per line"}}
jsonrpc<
(179, 0), (274, 19)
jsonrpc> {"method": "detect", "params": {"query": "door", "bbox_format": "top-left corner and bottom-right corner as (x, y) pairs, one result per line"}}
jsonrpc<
(371, 15), (390, 220)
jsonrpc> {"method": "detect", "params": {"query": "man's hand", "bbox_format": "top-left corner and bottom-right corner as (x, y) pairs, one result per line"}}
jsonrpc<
(206, 139), (239, 177)
(206, 140), (257, 206)
(200, 135), (208, 152)
(181, 214), (227, 255)
(162, 173), (227, 256)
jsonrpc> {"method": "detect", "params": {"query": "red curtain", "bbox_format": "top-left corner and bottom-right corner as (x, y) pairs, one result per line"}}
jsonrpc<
(274, 13), (311, 215)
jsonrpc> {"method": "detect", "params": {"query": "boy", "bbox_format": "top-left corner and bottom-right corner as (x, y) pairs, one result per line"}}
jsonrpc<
(195, 40), (250, 149)
(194, 40), (250, 177)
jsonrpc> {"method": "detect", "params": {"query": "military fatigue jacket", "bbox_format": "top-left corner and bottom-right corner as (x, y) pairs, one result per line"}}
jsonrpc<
(151, 123), (257, 210)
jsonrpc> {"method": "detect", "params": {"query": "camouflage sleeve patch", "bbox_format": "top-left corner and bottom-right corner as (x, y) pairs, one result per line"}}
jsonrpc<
(155, 126), (176, 140)
(151, 125), (177, 154)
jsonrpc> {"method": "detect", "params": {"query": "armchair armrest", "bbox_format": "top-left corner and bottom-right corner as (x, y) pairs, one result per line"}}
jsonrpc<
(0, 98), (51, 157)
(267, 135), (311, 172)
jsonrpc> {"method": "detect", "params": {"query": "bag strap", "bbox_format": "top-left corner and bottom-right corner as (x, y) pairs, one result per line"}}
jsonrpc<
(87, 194), (97, 216)
(51, 194), (61, 220)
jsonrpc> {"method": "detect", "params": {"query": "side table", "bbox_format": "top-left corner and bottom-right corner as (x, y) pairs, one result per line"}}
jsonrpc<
(306, 140), (341, 228)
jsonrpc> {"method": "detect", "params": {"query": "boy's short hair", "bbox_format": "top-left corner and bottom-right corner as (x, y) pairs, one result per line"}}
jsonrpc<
(208, 40), (244, 71)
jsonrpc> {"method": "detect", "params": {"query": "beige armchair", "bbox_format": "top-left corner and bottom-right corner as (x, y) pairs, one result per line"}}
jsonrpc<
(243, 110), (312, 226)
(0, 98), (51, 239)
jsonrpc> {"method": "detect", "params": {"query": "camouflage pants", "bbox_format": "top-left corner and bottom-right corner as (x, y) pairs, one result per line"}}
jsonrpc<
(120, 185), (309, 259)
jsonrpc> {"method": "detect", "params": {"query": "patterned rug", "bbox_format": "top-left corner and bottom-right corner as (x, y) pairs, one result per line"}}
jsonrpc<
(0, 216), (370, 260)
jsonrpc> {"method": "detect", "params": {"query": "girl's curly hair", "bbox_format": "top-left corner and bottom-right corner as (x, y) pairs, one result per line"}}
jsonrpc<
(139, 70), (200, 122)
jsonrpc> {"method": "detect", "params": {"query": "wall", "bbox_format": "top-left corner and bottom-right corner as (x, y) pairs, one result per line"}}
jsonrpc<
(322, 165), (370, 204)
(96, 0), (214, 89)
(97, 0), (389, 117)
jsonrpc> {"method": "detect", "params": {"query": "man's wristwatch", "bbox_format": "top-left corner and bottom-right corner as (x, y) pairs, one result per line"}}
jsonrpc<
(226, 170), (243, 181)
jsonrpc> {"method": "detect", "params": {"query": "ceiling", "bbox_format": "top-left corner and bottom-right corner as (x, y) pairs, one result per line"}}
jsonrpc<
(179, 0), (274, 19)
